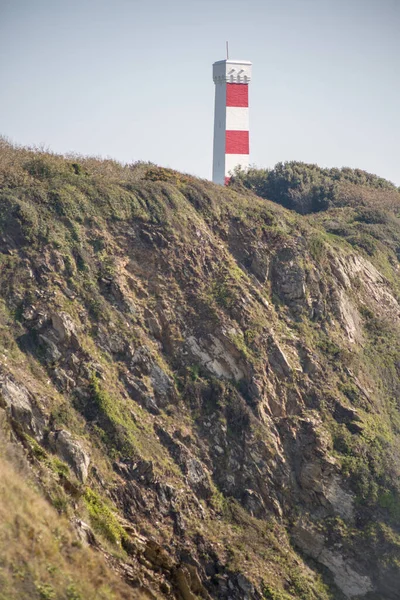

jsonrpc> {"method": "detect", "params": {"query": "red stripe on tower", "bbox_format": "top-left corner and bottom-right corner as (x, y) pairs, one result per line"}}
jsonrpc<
(226, 130), (249, 154)
(226, 83), (248, 107)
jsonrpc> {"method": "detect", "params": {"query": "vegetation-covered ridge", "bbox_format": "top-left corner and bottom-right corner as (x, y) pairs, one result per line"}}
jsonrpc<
(231, 161), (400, 215)
(0, 138), (400, 599)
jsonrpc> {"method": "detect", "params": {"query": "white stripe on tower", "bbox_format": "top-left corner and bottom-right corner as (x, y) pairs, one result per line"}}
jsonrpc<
(212, 59), (252, 185)
(226, 107), (249, 131)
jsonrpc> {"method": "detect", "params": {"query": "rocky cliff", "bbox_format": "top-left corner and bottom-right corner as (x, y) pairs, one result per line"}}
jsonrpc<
(0, 140), (400, 600)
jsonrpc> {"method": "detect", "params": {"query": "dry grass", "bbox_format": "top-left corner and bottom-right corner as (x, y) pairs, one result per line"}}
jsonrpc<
(0, 136), (171, 189)
(0, 443), (139, 600)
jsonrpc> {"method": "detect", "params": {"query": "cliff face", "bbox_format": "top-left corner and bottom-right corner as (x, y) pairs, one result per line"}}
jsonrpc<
(1, 141), (400, 600)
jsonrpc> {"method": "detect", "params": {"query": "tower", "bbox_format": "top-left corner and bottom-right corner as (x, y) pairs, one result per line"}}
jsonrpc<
(212, 58), (252, 185)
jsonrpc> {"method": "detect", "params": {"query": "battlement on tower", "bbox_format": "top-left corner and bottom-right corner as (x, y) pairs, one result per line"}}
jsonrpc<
(213, 59), (252, 84)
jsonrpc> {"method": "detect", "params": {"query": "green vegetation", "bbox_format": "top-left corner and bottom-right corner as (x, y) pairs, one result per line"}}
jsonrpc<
(232, 161), (399, 214)
(83, 487), (126, 545)
(0, 139), (400, 598)
(263, 585), (294, 600)
(0, 450), (136, 600)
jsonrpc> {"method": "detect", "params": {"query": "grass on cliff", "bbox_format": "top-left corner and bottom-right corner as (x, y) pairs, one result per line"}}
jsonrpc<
(0, 445), (139, 600)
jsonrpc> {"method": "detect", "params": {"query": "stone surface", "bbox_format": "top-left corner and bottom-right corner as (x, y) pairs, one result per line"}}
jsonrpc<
(323, 475), (355, 522)
(0, 375), (45, 440)
(49, 429), (90, 482)
(293, 522), (374, 598)
(186, 334), (245, 381)
(267, 334), (292, 377)
(51, 311), (78, 345)
(271, 246), (306, 308)
(150, 364), (174, 403)
(124, 374), (160, 414)
(39, 334), (62, 362)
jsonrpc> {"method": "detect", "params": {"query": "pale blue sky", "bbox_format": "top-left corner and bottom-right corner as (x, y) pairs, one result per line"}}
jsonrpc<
(1, 0), (399, 184)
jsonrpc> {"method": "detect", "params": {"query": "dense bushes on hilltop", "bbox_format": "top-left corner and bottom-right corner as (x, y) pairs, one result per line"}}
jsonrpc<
(231, 161), (400, 215)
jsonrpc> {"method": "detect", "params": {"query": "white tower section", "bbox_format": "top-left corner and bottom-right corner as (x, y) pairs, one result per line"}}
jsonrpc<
(212, 59), (252, 185)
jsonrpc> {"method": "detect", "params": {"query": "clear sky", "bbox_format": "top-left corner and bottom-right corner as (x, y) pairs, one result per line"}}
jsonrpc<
(1, 0), (399, 184)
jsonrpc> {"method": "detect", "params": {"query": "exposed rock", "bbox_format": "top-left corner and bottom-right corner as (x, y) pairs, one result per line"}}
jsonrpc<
(144, 539), (175, 570)
(293, 522), (374, 598)
(331, 252), (400, 323)
(298, 345), (321, 377)
(144, 308), (163, 340)
(22, 305), (37, 321)
(236, 573), (256, 596)
(97, 327), (127, 355)
(51, 311), (79, 345)
(320, 551), (374, 598)
(0, 375), (45, 440)
(39, 334), (62, 362)
(116, 458), (157, 486)
(267, 335), (292, 377)
(130, 345), (151, 374)
(173, 564), (211, 600)
(149, 364), (174, 405)
(52, 367), (76, 392)
(241, 489), (266, 519)
(156, 426), (212, 499)
(128, 346), (175, 407)
(72, 518), (98, 547)
(323, 475), (355, 522)
(49, 429), (90, 482)
(186, 334), (245, 381)
(249, 250), (269, 282)
(184, 455), (212, 499)
(271, 246), (306, 309)
(333, 400), (363, 433)
(333, 290), (362, 344)
(124, 374), (160, 415)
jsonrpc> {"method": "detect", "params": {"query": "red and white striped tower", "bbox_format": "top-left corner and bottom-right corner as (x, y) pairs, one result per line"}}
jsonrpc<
(212, 58), (252, 185)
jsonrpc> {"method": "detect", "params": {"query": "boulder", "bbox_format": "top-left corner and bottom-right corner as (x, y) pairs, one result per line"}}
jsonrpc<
(267, 335), (292, 377)
(50, 311), (79, 346)
(0, 375), (45, 440)
(49, 429), (90, 482)
(150, 364), (174, 405)
(39, 334), (62, 363)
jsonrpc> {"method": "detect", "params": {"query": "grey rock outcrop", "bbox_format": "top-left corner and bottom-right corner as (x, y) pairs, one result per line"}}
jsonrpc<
(0, 375), (45, 440)
(39, 334), (62, 363)
(186, 334), (246, 381)
(293, 522), (374, 598)
(50, 311), (79, 345)
(267, 334), (292, 377)
(271, 246), (306, 309)
(156, 426), (212, 500)
(49, 429), (90, 482)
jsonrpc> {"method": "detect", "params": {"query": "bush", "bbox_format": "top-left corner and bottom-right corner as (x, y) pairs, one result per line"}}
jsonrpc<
(83, 488), (126, 545)
(263, 584), (293, 600)
(231, 161), (400, 215)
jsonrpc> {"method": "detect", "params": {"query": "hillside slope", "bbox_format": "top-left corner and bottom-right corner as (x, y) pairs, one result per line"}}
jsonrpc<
(0, 141), (400, 599)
